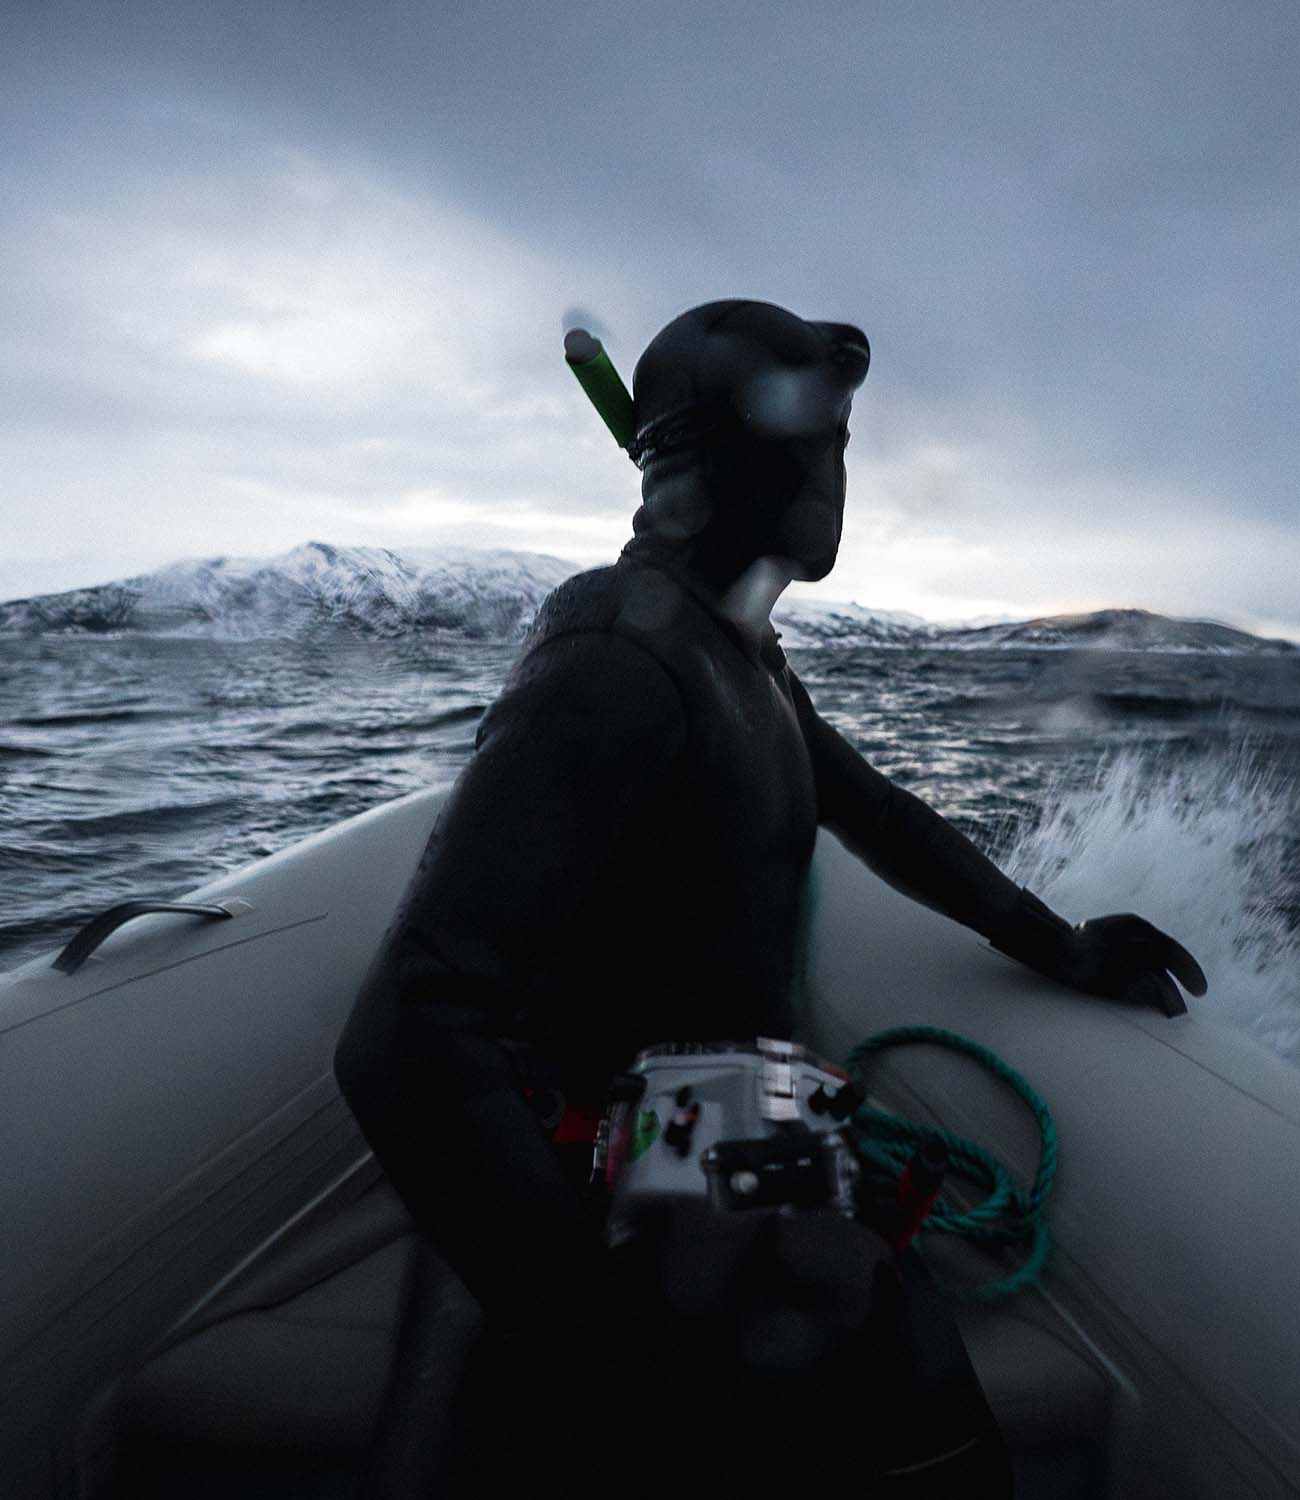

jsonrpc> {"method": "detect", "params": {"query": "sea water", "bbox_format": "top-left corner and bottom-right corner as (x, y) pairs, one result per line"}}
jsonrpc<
(2, 635), (1297, 1064)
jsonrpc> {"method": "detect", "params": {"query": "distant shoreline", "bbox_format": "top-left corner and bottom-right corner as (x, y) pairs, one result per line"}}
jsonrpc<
(3, 541), (1295, 656)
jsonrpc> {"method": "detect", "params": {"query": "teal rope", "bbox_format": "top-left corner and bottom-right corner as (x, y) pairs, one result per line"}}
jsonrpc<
(843, 1025), (1057, 1304)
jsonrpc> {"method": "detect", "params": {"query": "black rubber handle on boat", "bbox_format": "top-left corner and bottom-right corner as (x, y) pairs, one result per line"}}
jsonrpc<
(52, 901), (235, 975)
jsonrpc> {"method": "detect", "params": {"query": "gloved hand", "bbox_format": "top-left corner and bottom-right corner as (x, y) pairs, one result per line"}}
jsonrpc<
(993, 888), (1207, 1017)
(1062, 912), (1209, 1015)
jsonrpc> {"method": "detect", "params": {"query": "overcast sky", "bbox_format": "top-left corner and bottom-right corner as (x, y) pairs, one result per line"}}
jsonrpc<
(3, 0), (1297, 635)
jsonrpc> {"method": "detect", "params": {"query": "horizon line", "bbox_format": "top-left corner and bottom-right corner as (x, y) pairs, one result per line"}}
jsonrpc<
(3, 537), (1298, 645)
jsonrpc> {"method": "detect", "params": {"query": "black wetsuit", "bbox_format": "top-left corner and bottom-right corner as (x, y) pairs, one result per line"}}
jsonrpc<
(336, 532), (1028, 1494)
(334, 534), (1034, 1331)
(335, 300), (1197, 1494)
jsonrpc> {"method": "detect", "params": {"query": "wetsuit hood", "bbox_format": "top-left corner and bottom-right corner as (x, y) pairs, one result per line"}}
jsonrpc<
(622, 300), (869, 593)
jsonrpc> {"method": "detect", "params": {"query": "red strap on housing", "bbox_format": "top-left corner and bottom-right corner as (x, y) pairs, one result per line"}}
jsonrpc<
(552, 1103), (605, 1146)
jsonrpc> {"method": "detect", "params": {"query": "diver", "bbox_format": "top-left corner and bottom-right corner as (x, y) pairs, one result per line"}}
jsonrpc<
(334, 299), (1206, 1495)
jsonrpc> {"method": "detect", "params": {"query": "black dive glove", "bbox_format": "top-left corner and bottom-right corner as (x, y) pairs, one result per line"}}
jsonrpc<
(991, 889), (1208, 1017)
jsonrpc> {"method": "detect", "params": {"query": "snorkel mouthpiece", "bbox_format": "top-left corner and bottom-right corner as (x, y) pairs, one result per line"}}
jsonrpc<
(564, 328), (637, 452)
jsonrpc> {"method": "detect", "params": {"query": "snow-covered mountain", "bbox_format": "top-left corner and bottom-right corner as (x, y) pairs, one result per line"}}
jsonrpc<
(770, 597), (930, 648)
(0, 546), (1292, 654)
(933, 608), (1297, 656)
(0, 542), (576, 642)
(0, 543), (931, 646)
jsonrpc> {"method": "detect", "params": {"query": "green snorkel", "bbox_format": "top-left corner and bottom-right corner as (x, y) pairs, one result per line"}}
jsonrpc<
(564, 328), (637, 453)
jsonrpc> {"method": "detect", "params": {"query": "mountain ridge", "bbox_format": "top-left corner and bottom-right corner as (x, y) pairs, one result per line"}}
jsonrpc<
(1, 542), (1293, 655)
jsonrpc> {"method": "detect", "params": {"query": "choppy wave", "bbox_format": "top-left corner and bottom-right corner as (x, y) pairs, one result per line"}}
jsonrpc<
(1006, 747), (1300, 1062)
(3, 636), (1298, 1074)
(9, 707), (191, 729)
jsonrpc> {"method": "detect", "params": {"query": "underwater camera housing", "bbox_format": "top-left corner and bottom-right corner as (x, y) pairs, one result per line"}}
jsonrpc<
(597, 1037), (863, 1247)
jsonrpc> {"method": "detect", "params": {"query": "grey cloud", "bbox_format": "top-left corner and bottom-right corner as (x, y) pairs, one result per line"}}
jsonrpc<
(3, 0), (1297, 626)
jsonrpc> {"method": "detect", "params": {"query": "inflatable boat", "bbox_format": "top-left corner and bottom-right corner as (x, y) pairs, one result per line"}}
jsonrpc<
(3, 786), (1298, 1498)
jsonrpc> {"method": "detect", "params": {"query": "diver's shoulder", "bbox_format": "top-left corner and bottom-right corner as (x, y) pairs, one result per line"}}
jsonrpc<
(482, 563), (686, 746)
(517, 561), (700, 700)
(526, 564), (623, 643)
(527, 560), (694, 643)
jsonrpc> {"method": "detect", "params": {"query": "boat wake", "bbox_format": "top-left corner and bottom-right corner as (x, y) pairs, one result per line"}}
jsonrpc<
(1005, 746), (1300, 1064)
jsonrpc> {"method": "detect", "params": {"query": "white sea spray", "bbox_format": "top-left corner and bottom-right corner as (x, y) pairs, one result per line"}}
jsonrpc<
(1005, 746), (1300, 1063)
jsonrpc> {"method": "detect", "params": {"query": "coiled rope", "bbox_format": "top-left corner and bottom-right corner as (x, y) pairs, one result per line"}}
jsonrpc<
(842, 1025), (1057, 1304)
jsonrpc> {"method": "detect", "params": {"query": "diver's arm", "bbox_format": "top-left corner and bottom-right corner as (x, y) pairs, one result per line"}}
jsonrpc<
(335, 631), (686, 1334)
(787, 668), (1205, 1015)
(786, 667), (1023, 932)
